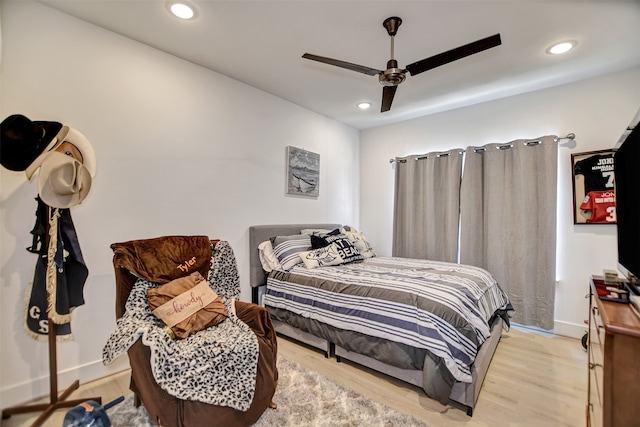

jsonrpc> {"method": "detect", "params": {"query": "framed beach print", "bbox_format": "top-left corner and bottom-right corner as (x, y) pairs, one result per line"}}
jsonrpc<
(571, 149), (616, 224)
(286, 146), (319, 198)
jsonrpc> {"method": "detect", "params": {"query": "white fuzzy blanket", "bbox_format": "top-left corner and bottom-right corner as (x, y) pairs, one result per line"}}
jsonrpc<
(102, 241), (258, 411)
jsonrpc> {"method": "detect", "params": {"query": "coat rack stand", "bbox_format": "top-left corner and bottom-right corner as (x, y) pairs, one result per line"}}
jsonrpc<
(2, 324), (102, 426)
(1, 206), (101, 426)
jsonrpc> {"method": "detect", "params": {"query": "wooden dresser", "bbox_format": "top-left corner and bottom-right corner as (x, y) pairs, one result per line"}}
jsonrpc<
(587, 276), (640, 427)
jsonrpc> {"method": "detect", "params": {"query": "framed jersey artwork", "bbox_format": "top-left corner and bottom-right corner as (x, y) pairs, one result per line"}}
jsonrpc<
(571, 149), (617, 224)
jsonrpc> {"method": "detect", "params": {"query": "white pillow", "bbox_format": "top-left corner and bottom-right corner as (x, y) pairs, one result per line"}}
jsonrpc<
(340, 226), (376, 258)
(299, 243), (345, 269)
(258, 240), (281, 272)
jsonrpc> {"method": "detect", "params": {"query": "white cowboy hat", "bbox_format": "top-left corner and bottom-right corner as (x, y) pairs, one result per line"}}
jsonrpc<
(26, 126), (96, 180)
(37, 152), (92, 208)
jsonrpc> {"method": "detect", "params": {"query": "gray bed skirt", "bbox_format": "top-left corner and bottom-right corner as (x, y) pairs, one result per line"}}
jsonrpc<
(266, 303), (503, 415)
(334, 315), (504, 415)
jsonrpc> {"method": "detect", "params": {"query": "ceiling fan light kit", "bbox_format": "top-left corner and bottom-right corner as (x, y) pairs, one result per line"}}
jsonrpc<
(302, 16), (502, 113)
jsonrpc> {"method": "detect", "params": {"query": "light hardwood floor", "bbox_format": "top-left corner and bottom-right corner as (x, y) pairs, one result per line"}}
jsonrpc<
(2, 326), (586, 427)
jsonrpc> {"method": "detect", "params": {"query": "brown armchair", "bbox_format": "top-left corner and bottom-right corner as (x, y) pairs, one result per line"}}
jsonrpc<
(109, 236), (278, 427)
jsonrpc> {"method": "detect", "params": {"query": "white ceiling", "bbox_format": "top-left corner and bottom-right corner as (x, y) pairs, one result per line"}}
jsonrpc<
(38, 0), (640, 130)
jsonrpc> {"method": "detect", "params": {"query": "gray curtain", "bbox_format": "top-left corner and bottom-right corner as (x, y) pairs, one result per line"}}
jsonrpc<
(393, 149), (463, 262)
(459, 136), (558, 330)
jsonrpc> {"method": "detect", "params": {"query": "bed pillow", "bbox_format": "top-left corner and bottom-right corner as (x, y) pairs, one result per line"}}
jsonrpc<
(299, 243), (345, 269)
(272, 235), (312, 271)
(147, 271), (228, 340)
(272, 234), (305, 246)
(301, 228), (334, 236)
(311, 233), (363, 264)
(340, 226), (376, 258)
(258, 240), (281, 272)
(310, 234), (329, 249)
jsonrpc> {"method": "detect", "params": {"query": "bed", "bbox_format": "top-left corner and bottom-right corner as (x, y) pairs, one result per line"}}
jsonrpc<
(249, 224), (511, 416)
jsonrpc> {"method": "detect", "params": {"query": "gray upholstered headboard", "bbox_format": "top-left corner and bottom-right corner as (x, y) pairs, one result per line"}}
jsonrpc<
(249, 224), (341, 303)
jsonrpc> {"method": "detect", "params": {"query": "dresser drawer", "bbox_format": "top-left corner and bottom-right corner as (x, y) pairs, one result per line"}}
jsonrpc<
(588, 391), (603, 427)
(590, 303), (605, 348)
(588, 329), (604, 427)
(587, 276), (640, 427)
(589, 339), (604, 373)
(589, 301), (604, 370)
(588, 345), (603, 395)
(587, 289), (604, 427)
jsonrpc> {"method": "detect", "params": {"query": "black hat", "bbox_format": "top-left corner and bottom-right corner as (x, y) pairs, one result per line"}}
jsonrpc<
(1, 114), (63, 172)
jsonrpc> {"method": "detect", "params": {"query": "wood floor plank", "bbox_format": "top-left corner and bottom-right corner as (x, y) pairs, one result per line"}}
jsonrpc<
(1, 326), (586, 427)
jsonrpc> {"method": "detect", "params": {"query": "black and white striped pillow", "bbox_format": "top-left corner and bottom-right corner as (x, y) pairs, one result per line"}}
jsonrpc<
(273, 235), (311, 271)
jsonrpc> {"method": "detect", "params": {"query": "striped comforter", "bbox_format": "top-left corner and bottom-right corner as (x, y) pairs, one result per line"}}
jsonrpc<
(264, 257), (511, 383)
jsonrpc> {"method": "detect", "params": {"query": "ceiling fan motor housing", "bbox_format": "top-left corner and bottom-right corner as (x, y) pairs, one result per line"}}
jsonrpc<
(379, 59), (406, 86)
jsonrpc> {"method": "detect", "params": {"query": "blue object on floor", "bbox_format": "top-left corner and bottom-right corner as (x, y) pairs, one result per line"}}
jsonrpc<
(62, 396), (125, 427)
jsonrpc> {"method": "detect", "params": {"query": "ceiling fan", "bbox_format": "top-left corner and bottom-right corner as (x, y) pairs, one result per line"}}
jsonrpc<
(302, 17), (502, 112)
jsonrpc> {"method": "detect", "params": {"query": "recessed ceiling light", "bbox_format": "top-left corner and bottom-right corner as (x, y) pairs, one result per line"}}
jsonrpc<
(547, 41), (576, 55)
(357, 102), (372, 110)
(169, 2), (195, 20)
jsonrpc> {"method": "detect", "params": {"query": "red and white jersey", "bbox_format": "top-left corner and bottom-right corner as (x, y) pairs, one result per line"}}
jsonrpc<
(580, 190), (616, 224)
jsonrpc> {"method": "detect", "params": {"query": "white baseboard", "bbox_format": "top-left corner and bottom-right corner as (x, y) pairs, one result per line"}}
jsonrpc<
(0, 357), (130, 411)
(511, 320), (585, 340)
(553, 320), (586, 339)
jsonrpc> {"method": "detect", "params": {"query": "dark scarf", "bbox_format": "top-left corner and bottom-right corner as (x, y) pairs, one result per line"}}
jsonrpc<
(25, 197), (88, 340)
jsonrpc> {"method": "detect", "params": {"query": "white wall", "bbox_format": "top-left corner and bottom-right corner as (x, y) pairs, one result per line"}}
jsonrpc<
(360, 66), (640, 338)
(0, 1), (359, 408)
(3, 0), (638, 412)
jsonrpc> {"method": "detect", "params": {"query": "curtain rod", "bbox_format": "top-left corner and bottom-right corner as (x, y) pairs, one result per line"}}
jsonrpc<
(389, 133), (576, 163)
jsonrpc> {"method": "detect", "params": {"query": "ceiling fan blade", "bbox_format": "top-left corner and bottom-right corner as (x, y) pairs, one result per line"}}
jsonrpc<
(302, 53), (382, 76)
(405, 34), (502, 76)
(381, 86), (398, 112)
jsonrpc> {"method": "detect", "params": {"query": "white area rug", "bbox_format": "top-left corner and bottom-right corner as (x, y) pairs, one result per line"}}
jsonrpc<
(107, 356), (428, 426)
